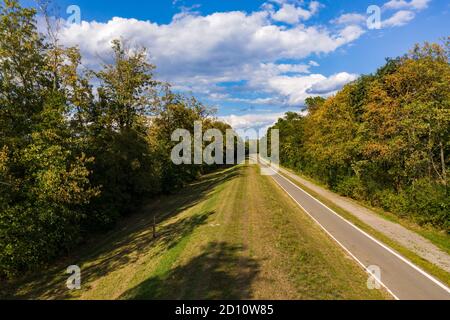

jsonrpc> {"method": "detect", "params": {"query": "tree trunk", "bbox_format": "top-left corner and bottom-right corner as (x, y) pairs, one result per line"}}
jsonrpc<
(440, 140), (447, 185)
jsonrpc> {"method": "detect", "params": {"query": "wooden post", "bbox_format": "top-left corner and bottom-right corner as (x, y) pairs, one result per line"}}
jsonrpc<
(153, 215), (157, 239)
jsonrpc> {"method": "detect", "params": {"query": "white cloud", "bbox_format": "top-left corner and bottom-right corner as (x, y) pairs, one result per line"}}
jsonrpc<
(273, 63), (311, 74)
(209, 93), (282, 106)
(337, 25), (366, 42)
(383, 0), (431, 11)
(172, 5), (202, 21)
(382, 10), (416, 27)
(307, 72), (358, 94)
(381, 0), (429, 28)
(333, 0), (428, 32)
(271, 1), (321, 24)
(232, 97), (282, 105)
(57, 9), (364, 103)
(219, 112), (285, 131)
(60, 11), (360, 73)
(262, 72), (357, 105)
(266, 74), (325, 105)
(204, 65), (358, 107)
(46, 1), (369, 134)
(332, 13), (366, 25)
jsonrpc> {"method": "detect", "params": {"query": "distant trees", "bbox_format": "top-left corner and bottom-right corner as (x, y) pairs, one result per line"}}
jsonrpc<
(0, 0), (231, 278)
(269, 39), (450, 232)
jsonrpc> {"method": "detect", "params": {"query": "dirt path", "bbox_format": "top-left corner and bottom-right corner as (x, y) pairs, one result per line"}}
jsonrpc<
(277, 166), (450, 274)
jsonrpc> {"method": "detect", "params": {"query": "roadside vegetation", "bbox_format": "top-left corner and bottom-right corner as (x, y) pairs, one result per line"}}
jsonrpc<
(1, 165), (390, 300)
(268, 39), (450, 233)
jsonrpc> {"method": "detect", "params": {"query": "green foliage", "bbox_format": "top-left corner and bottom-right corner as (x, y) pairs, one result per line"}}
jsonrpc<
(269, 39), (450, 232)
(403, 179), (449, 229)
(0, 0), (98, 277)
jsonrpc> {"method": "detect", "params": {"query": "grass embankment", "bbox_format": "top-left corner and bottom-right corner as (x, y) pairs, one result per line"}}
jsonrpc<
(277, 167), (450, 287)
(2, 165), (389, 300)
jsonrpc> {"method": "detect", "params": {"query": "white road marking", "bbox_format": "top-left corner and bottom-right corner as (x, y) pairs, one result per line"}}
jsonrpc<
(257, 157), (450, 299)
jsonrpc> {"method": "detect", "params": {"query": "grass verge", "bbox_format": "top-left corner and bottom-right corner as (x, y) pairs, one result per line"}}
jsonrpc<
(1, 165), (389, 300)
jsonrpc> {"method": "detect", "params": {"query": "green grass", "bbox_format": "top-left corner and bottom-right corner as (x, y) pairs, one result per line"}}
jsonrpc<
(277, 168), (450, 288)
(1, 165), (389, 300)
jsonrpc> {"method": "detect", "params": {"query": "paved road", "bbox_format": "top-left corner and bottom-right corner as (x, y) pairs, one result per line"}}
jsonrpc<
(257, 158), (450, 300)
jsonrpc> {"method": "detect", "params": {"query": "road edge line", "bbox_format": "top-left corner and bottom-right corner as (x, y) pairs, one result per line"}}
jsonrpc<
(266, 171), (400, 300)
(263, 161), (450, 296)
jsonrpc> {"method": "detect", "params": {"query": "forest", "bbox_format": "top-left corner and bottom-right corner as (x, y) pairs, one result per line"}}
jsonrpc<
(0, 0), (232, 278)
(268, 38), (449, 233)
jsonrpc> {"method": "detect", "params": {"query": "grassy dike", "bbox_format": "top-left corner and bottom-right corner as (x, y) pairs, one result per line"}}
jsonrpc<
(2, 165), (389, 300)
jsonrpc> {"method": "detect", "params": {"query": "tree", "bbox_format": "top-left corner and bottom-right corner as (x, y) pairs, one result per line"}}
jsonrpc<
(82, 40), (160, 227)
(0, 0), (97, 277)
(0, 1), (235, 278)
(268, 40), (449, 231)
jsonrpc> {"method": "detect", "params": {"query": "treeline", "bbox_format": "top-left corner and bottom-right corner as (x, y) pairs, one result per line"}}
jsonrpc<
(269, 40), (449, 232)
(0, 1), (231, 278)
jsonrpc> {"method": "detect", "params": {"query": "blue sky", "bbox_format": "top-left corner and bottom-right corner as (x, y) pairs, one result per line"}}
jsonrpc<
(23, 0), (450, 132)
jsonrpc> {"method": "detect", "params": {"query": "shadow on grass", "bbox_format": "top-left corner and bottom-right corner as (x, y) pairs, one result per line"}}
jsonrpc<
(2, 166), (241, 300)
(120, 241), (260, 300)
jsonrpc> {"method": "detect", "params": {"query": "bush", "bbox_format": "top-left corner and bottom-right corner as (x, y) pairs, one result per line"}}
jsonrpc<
(375, 180), (449, 232)
(335, 176), (367, 200)
(377, 189), (409, 218)
(404, 179), (449, 231)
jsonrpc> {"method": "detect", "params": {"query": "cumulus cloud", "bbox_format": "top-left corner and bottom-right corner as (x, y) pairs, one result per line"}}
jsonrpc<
(337, 25), (366, 42)
(276, 63), (311, 74)
(333, 0), (428, 32)
(381, 0), (430, 28)
(307, 72), (358, 94)
(332, 13), (366, 25)
(219, 112), (285, 132)
(60, 11), (360, 75)
(271, 1), (321, 24)
(261, 72), (357, 105)
(209, 93), (283, 106)
(382, 10), (416, 27)
(206, 71), (357, 108)
(56, 8), (364, 107)
(28, 0), (433, 134)
(266, 74), (325, 105)
(383, 0), (431, 11)
(36, 1), (374, 134)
